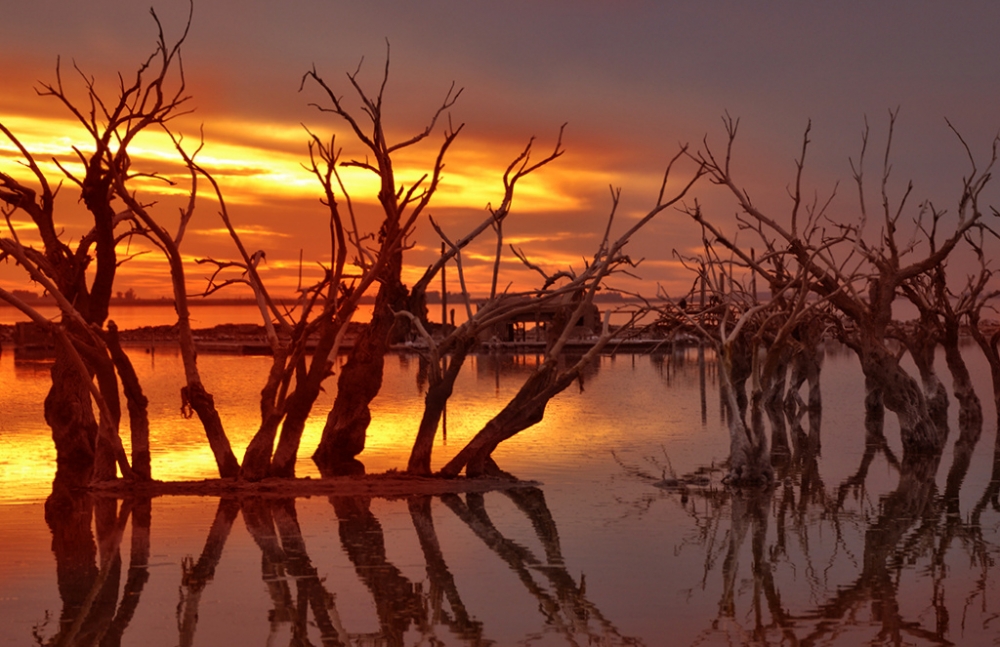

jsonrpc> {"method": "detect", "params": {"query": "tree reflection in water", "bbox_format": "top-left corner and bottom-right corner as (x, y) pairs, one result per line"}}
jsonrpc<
(616, 383), (1000, 646)
(35, 399), (1000, 645)
(38, 485), (640, 646)
(40, 488), (151, 647)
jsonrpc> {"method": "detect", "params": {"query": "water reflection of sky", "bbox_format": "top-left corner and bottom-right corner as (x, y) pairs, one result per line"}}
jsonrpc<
(1, 340), (999, 645)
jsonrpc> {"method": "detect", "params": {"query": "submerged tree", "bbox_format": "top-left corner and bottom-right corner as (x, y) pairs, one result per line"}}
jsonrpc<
(689, 112), (997, 466)
(0, 4), (222, 485)
(196, 51), (463, 480)
(303, 54), (463, 476)
(439, 153), (705, 477)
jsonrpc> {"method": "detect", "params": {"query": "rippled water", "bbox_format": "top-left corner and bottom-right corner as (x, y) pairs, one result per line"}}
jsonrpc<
(1, 337), (999, 646)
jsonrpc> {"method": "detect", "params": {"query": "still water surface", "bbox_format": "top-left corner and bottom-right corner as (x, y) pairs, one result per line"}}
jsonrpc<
(1, 328), (999, 645)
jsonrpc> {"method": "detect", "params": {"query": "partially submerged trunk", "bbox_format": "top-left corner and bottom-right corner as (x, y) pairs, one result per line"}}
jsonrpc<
(856, 334), (945, 456)
(721, 341), (772, 486)
(439, 361), (565, 478)
(181, 382), (239, 478)
(105, 322), (151, 480)
(942, 320), (982, 431)
(408, 337), (476, 476)
(45, 348), (99, 487)
(897, 320), (948, 429)
(759, 347), (791, 461)
(269, 382), (324, 477)
(239, 414), (284, 481)
(313, 272), (408, 474)
(174, 256), (240, 479)
(262, 317), (351, 479)
(784, 339), (822, 414)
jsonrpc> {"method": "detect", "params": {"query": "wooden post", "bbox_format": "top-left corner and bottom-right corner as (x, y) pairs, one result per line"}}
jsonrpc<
(441, 242), (447, 326)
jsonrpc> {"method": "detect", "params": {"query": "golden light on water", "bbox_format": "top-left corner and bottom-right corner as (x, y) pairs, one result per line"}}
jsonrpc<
(0, 346), (631, 503)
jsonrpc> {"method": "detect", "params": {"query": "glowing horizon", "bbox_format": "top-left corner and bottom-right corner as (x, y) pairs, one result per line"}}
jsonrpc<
(5, 2), (1000, 307)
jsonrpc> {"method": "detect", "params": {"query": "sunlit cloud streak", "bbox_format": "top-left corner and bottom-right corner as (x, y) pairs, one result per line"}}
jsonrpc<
(3, 1), (1000, 302)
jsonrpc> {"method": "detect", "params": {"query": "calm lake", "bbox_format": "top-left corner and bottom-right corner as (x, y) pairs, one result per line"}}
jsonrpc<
(1, 307), (998, 646)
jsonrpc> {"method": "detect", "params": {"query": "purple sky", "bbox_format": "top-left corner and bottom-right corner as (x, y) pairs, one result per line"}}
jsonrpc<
(3, 1), (1000, 297)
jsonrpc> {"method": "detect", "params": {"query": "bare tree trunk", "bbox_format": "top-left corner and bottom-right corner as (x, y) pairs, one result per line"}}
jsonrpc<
(239, 346), (294, 480)
(267, 318), (348, 478)
(314, 272), (408, 474)
(439, 361), (568, 478)
(239, 414), (284, 481)
(940, 324), (983, 511)
(898, 322), (949, 429)
(105, 323), (151, 480)
(45, 347), (99, 487)
(408, 338), (475, 476)
(721, 343), (772, 485)
(761, 349), (790, 461)
(785, 340), (822, 414)
(943, 330), (982, 431)
(857, 336), (944, 455)
(269, 384), (323, 477)
(181, 382), (239, 478)
(174, 257), (239, 478)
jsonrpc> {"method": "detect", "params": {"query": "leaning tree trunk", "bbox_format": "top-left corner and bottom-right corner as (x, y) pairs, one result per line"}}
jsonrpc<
(940, 318), (983, 511)
(898, 323), (948, 430)
(758, 347), (791, 461)
(269, 383), (324, 477)
(313, 270), (408, 475)
(439, 360), (571, 478)
(169, 250), (239, 479)
(785, 339), (823, 414)
(942, 321), (982, 430)
(268, 317), (357, 478)
(856, 335), (945, 456)
(407, 336), (476, 476)
(239, 346), (294, 480)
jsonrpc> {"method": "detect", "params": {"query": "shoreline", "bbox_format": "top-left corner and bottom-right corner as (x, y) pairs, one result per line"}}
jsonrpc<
(81, 473), (539, 499)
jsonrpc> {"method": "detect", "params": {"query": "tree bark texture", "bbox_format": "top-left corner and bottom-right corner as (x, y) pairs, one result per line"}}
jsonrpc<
(181, 382), (239, 478)
(313, 273), (408, 474)
(45, 347), (99, 486)
(721, 342), (772, 485)
(105, 323), (151, 480)
(439, 361), (566, 478)
(857, 335), (945, 455)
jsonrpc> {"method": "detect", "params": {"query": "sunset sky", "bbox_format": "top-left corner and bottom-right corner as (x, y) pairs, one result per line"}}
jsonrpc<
(3, 1), (1000, 303)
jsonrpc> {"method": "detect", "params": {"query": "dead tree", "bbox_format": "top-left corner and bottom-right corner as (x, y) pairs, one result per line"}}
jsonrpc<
(196, 51), (461, 479)
(664, 223), (828, 484)
(401, 132), (567, 475)
(440, 152), (705, 478)
(113, 127), (240, 479)
(692, 112), (996, 459)
(0, 6), (201, 483)
(302, 52), (463, 476)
